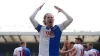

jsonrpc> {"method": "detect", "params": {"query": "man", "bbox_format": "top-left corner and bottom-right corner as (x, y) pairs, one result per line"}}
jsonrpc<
(61, 40), (74, 51)
(13, 41), (31, 56)
(83, 44), (89, 56)
(87, 43), (100, 56)
(60, 40), (75, 56)
(61, 38), (84, 56)
(30, 3), (73, 56)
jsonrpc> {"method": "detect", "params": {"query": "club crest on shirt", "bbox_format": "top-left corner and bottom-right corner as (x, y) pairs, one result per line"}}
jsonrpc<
(45, 31), (55, 38)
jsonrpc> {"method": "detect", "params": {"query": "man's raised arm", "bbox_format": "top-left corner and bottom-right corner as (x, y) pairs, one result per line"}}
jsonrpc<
(30, 3), (45, 28)
(54, 6), (73, 31)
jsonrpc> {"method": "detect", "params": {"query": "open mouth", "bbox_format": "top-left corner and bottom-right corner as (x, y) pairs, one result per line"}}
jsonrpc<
(49, 21), (53, 24)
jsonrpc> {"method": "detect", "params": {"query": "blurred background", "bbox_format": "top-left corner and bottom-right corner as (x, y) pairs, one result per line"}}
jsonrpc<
(0, 0), (100, 56)
(0, 32), (100, 56)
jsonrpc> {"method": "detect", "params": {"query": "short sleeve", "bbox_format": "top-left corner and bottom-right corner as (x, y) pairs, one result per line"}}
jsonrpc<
(13, 48), (17, 55)
(35, 24), (42, 32)
(26, 48), (31, 56)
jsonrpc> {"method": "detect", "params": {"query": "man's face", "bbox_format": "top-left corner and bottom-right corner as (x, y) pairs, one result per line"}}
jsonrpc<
(87, 44), (91, 50)
(70, 44), (74, 48)
(24, 42), (27, 47)
(45, 14), (54, 27)
(75, 39), (78, 44)
(83, 45), (88, 50)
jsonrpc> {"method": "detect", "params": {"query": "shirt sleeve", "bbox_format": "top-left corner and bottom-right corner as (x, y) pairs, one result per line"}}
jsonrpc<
(73, 44), (77, 48)
(13, 48), (17, 56)
(30, 7), (42, 32)
(36, 24), (42, 32)
(58, 10), (73, 31)
(26, 48), (31, 56)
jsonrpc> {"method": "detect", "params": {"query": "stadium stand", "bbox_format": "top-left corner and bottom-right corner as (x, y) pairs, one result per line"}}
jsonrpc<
(0, 32), (100, 56)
